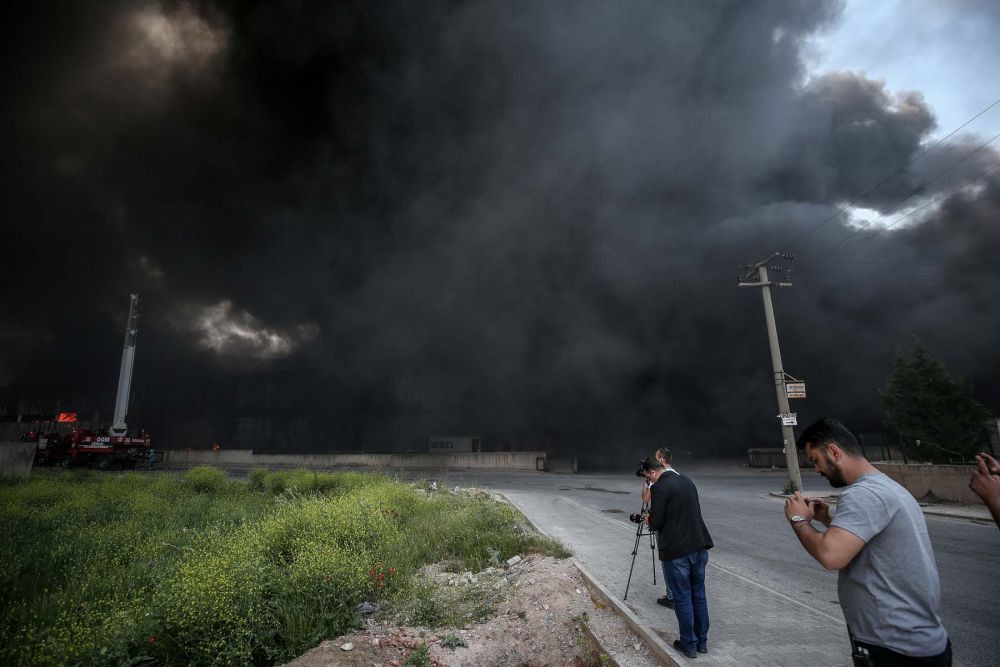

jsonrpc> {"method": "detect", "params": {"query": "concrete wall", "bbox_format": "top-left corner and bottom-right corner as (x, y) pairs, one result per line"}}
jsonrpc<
(161, 450), (546, 471)
(874, 462), (981, 505)
(545, 457), (578, 473)
(0, 442), (36, 478)
(162, 449), (255, 465)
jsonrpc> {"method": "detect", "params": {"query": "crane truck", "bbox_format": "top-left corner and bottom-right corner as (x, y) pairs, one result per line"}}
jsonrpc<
(33, 294), (154, 470)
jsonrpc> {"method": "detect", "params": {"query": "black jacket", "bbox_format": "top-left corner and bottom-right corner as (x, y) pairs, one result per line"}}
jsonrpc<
(647, 470), (714, 561)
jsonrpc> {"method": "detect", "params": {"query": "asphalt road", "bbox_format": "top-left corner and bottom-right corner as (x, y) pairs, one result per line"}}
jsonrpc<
(421, 462), (1000, 667)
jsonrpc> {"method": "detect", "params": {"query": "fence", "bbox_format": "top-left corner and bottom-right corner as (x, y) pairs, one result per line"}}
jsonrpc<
(746, 448), (807, 469)
(750, 422), (999, 470)
(747, 435), (905, 468)
(161, 450), (548, 471)
(857, 433), (907, 462)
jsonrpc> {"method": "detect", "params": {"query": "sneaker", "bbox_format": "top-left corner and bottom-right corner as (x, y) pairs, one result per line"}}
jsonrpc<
(656, 595), (674, 609)
(673, 640), (697, 659)
(697, 645), (707, 654)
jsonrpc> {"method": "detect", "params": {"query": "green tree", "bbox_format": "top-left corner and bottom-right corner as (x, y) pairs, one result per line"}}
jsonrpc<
(880, 339), (992, 462)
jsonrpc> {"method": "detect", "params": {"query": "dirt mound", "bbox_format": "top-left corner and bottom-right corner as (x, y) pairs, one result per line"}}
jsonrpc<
(281, 555), (661, 667)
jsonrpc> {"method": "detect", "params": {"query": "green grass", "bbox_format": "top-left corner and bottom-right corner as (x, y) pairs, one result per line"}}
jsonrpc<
(0, 467), (568, 666)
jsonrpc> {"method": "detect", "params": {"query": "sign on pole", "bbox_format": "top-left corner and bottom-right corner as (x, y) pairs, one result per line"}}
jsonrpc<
(778, 412), (798, 426)
(786, 382), (806, 399)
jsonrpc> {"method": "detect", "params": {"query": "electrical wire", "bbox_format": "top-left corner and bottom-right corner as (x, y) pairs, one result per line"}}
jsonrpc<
(803, 132), (1000, 264)
(794, 270), (1000, 287)
(807, 160), (1000, 267)
(784, 98), (1000, 251)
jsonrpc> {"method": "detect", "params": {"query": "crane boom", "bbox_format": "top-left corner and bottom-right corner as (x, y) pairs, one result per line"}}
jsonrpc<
(110, 294), (140, 436)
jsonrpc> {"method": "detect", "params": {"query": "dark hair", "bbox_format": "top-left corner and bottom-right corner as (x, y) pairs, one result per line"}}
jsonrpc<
(641, 456), (666, 473)
(655, 447), (672, 464)
(796, 418), (864, 458)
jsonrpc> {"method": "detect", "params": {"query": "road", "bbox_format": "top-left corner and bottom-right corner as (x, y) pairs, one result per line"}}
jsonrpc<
(418, 462), (1000, 667)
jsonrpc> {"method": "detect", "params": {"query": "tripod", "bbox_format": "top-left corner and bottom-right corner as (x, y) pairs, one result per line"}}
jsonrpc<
(623, 502), (658, 601)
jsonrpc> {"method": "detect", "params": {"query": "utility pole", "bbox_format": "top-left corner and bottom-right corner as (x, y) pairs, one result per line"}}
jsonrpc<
(739, 253), (803, 492)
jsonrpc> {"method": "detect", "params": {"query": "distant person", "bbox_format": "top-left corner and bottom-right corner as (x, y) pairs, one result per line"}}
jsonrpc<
(641, 448), (677, 608)
(786, 418), (951, 667)
(656, 447), (672, 469)
(644, 456), (713, 659)
(969, 453), (1000, 530)
(640, 447), (675, 500)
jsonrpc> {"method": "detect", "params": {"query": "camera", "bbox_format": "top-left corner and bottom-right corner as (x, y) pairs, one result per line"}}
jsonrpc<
(635, 460), (647, 478)
(629, 510), (648, 524)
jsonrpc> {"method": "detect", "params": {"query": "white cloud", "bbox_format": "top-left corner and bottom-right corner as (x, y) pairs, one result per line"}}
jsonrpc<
(128, 3), (227, 72)
(196, 301), (311, 359)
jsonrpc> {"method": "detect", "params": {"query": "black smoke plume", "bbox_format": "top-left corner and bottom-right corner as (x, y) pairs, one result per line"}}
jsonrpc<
(4, 1), (998, 465)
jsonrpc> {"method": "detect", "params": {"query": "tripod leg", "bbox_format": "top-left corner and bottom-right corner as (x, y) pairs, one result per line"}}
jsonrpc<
(623, 522), (644, 600)
(649, 531), (658, 585)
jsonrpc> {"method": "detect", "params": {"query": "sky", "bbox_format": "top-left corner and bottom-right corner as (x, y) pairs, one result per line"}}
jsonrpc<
(811, 0), (1000, 136)
(3, 0), (999, 464)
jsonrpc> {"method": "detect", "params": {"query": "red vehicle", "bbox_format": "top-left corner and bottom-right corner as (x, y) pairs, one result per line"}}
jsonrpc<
(31, 294), (156, 470)
(34, 430), (152, 470)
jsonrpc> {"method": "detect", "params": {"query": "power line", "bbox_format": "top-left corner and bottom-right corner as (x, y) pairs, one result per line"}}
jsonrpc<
(806, 259), (948, 268)
(807, 160), (1000, 266)
(804, 132), (1000, 263)
(802, 259), (999, 274)
(793, 257), (1000, 283)
(794, 269), (1000, 287)
(784, 97), (1000, 251)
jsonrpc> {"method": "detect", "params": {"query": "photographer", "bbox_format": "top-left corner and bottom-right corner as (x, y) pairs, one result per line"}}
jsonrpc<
(644, 456), (713, 659)
(641, 448), (677, 608)
(787, 419), (951, 667)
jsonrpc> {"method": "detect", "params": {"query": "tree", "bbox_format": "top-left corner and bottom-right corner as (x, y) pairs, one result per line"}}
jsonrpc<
(880, 339), (992, 463)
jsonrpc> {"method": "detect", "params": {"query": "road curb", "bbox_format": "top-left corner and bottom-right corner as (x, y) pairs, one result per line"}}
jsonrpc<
(495, 492), (688, 666)
(766, 492), (992, 523)
(573, 559), (689, 667)
(496, 492), (547, 537)
(579, 621), (623, 667)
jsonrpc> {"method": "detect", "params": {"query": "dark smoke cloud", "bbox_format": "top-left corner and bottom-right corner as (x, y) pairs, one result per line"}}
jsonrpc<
(4, 0), (998, 464)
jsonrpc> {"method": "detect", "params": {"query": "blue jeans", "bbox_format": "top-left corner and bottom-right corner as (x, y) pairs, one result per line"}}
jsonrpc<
(661, 549), (710, 651)
(655, 535), (673, 600)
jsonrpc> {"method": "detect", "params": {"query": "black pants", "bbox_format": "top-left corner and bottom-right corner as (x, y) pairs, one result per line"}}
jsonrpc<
(855, 639), (952, 667)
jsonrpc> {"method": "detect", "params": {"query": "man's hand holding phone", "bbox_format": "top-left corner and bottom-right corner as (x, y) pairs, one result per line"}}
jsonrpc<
(803, 496), (833, 527)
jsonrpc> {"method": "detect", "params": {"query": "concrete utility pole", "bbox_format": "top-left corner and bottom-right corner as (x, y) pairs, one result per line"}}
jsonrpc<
(739, 253), (803, 492)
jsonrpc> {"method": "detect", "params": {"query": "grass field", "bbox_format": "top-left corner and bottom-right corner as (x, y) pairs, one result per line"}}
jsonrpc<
(0, 467), (568, 666)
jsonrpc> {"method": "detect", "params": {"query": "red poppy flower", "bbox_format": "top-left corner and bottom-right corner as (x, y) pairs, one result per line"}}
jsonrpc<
(149, 637), (156, 643)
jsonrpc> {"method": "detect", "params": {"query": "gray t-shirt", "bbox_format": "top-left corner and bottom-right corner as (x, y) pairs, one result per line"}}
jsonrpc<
(831, 472), (948, 656)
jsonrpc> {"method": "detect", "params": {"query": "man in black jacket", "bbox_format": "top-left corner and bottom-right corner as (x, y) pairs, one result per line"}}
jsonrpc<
(644, 456), (714, 659)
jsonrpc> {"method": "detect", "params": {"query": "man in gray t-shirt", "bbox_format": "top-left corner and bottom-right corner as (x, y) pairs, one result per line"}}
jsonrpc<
(784, 419), (951, 667)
